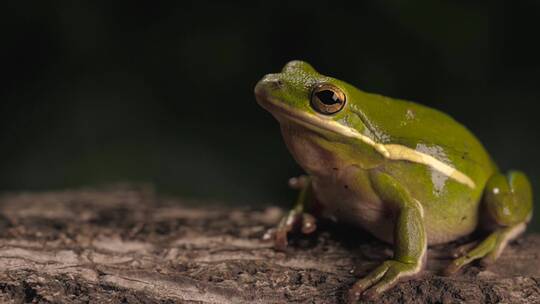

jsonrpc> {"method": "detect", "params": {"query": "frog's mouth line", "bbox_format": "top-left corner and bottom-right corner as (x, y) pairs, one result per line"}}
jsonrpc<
(256, 92), (385, 151)
(257, 93), (344, 134)
(264, 99), (348, 137)
(255, 92), (476, 189)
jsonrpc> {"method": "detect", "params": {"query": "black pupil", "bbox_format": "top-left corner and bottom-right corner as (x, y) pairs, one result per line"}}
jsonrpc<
(316, 90), (340, 105)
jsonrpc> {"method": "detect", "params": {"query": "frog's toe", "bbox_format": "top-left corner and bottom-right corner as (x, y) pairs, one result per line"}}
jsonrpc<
(348, 262), (389, 302)
(301, 213), (317, 234)
(444, 243), (491, 275)
(347, 260), (420, 302)
(261, 223), (291, 251)
(261, 227), (276, 242)
(262, 227), (289, 250)
(444, 223), (527, 276)
(262, 228), (288, 251)
(273, 228), (289, 251)
(479, 254), (498, 267)
(449, 241), (478, 258)
(288, 175), (309, 190)
(265, 209), (318, 251)
(444, 258), (466, 275)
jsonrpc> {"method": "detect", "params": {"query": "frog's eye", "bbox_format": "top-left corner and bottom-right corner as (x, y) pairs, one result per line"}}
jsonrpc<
(310, 84), (346, 115)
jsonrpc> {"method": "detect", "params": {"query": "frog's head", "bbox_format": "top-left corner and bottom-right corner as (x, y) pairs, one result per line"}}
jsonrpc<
(255, 60), (386, 170)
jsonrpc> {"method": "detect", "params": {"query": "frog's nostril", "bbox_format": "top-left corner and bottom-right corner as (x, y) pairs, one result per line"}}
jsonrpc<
(255, 74), (284, 97)
(261, 74), (284, 89)
(262, 73), (279, 81)
(267, 79), (283, 90)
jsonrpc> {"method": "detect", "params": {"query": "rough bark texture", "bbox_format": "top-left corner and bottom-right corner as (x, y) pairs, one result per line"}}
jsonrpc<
(0, 185), (538, 304)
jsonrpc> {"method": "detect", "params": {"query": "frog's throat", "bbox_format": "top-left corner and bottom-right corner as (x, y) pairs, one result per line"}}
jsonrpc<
(268, 101), (477, 189)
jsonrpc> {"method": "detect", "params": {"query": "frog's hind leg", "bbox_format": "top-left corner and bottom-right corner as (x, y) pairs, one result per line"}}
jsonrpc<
(444, 223), (526, 274)
(445, 171), (533, 275)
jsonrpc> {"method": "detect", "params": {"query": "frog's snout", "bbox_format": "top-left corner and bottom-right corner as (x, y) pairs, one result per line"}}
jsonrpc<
(260, 73), (283, 87)
(255, 73), (283, 97)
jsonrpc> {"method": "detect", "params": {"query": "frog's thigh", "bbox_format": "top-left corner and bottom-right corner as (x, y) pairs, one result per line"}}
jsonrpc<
(484, 171), (533, 227)
(445, 171), (532, 275)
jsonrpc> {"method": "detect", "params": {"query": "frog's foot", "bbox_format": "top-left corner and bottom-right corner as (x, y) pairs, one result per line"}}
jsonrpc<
(449, 241), (478, 258)
(444, 223), (526, 275)
(347, 260), (421, 302)
(262, 209), (317, 251)
(445, 171), (532, 275)
(262, 174), (316, 250)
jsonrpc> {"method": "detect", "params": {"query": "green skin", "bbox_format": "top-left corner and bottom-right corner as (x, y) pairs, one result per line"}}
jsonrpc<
(254, 61), (533, 302)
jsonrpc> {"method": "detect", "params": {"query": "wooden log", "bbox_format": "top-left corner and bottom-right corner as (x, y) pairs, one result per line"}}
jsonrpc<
(0, 185), (538, 303)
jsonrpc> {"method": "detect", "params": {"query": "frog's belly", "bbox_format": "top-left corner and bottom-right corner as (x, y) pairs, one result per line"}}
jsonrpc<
(312, 175), (395, 244)
(322, 199), (395, 244)
(314, 189), (475, 245)
(312, 172), (476, 245)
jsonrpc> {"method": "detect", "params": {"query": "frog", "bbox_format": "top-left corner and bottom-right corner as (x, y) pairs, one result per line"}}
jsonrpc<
(254, 60), (533, 302)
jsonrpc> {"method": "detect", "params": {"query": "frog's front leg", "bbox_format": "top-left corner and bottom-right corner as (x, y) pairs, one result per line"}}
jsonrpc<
(445, 171), (532, 274)
(348, 171), (426, 302)
(263, 175), (318, 251)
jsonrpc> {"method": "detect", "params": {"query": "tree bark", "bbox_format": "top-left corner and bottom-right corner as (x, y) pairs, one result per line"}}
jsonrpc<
(0, 185), (538, 304)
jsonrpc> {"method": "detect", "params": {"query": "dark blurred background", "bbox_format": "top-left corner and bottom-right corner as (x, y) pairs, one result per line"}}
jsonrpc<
(1, 1), (539, 231)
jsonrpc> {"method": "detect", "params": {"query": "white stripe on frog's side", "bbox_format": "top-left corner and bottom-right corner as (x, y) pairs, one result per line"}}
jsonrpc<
(384, 144), (476, 189)
(273, 102), (477, 189)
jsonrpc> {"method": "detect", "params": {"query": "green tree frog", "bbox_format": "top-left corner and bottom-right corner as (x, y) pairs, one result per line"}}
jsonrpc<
(254, 61), (533, 302)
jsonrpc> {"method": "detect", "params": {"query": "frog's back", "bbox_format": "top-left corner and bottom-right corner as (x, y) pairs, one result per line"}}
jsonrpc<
(350, 91), (497, 182)
(350, 91), (497, 244)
